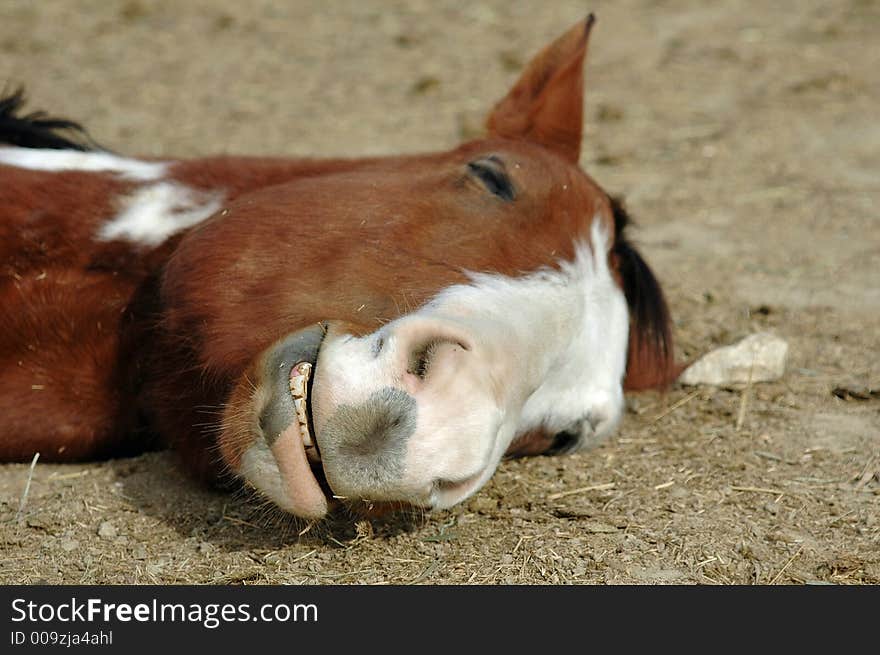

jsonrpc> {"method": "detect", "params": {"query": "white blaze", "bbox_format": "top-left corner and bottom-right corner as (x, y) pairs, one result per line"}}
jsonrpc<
(312, 217), (630, 510)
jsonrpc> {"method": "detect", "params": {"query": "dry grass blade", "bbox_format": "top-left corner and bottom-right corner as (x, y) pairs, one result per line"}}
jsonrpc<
(15, 452), (40, 523)
(48, 470), (89, 482)
(290, 549), (317, 564)
(769, 546), (803, 585)
(548, 482), (615, 500)
(730, 485), (786, 495)
(222, 515), (260, 529)
(735, 355), (756, 432)
(650, 390), (700, 424)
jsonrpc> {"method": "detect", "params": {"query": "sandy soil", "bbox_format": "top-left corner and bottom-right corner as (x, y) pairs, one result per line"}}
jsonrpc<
(1, 0), (877, 585)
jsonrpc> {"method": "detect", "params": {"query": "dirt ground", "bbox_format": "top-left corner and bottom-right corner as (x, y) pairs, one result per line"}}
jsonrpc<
(1, 0), (877, 585)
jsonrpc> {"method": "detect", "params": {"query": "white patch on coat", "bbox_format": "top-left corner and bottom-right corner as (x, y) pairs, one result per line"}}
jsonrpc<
(97, 182), (223, 246)
(419, 219), (629, 498)
(0, 146), (167, 181)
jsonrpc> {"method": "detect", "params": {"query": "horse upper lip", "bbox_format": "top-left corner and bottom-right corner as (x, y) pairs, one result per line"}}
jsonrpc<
(258, 324), (326, 449)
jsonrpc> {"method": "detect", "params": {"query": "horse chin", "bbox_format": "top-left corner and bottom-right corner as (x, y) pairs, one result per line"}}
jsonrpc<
(429, 466), (493, 510)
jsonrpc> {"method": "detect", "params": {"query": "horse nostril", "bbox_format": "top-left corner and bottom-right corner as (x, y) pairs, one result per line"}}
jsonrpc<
(404, 338), (468, 382)
(406, 340), (437, 380)
(317, 387), (417, 497)
(372, 334), (385, 358)
(546, 411), (607, 455)
(546, 428), (581, 455)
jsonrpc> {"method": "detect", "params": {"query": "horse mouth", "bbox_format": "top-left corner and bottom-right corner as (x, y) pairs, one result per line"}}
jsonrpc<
(284, 357), (337, 510)
(251, 324), (335, 519)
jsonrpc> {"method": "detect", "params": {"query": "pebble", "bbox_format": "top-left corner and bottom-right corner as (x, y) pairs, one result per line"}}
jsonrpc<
(680, 332), (789, 386)
(97, 521), (117, 540)
(145, 563), (164, 577)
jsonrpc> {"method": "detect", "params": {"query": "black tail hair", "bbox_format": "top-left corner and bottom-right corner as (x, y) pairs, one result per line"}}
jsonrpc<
(0, 86), (99, 151)
(610, 195), (674, 386)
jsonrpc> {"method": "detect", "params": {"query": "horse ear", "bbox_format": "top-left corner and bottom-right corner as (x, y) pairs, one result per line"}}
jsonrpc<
(485, 15), (595, 163)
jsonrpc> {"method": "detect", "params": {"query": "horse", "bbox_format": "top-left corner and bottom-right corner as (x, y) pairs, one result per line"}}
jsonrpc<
(0, 16), (681, 519)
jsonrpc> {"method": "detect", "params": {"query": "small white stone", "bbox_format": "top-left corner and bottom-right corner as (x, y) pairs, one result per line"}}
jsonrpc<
(680, 332), (789, 386)
(97, 521), (118, 540)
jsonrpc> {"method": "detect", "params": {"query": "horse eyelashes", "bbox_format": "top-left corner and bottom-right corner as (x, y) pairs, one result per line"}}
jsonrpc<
(467, 157), (516, 202)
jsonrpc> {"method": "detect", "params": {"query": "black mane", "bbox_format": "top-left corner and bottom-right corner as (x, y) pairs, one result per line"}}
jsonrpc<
(0, 86), (99, 151)
(610, 195), (673, 375)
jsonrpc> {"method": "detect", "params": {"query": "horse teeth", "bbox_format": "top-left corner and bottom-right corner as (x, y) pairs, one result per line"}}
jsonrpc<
(288, 360), (316, 455)
(294, 397), (307, 421)
(289, 362), (310, 394)
(289, 372), (307, 398)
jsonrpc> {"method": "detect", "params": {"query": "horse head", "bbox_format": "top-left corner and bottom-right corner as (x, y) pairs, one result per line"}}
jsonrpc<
(152, 16), (679, 518)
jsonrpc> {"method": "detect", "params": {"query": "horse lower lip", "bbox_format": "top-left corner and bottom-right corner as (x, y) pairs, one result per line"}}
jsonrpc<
(432, 468), (486, 507)
(269, 421), (328, 518)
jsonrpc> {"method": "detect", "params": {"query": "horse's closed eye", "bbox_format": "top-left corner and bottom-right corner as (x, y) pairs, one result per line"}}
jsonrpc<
(467, 156), (516, 201)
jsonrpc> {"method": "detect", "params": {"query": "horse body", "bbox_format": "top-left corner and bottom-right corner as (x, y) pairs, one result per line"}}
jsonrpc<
(0, 17), (680, 519)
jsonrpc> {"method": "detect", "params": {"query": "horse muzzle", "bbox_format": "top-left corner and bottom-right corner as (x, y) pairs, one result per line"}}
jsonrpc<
(229, 314), (503, 519)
